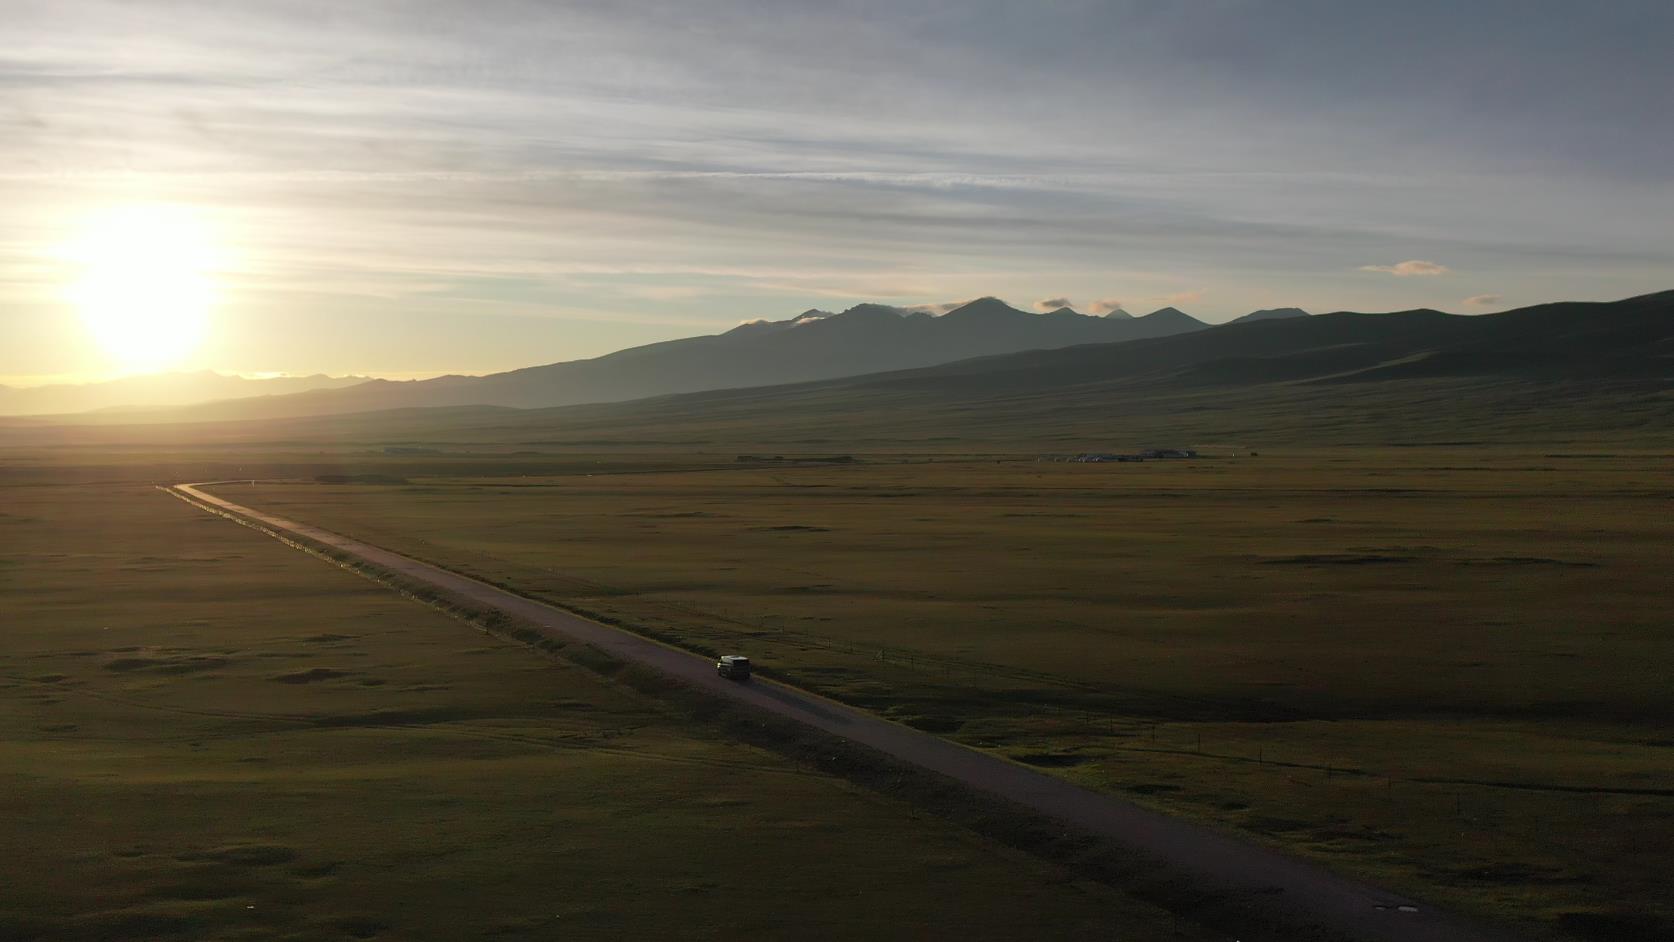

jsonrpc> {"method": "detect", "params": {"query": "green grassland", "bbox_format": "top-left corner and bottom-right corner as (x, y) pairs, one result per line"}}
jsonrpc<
(210, 449), (1674, 941)
(0, 481), (1197, 941)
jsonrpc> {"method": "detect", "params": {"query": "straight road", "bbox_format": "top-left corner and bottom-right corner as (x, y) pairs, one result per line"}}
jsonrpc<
(173, 482), (1510, 942)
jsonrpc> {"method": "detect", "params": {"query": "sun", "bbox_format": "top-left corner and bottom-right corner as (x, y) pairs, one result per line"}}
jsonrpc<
(65, 205), (220, 374)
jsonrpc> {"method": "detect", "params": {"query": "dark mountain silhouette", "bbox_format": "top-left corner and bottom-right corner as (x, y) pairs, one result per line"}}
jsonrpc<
(1102, 308), (1134, 319)
(1228, 307), (1309, 325)
(454, 289), (1674, 446)
(858, 290), (1674, 394)
(134, 297), (1209, 421)
(0, 370), (368, 417)
(1137, 307), (1204, 330)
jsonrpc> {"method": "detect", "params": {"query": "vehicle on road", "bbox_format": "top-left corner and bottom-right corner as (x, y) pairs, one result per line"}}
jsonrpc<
(716, 655), (752, 681)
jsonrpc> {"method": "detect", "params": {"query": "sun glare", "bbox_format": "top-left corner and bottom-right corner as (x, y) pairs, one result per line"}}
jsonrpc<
(65, 205), (220, 374)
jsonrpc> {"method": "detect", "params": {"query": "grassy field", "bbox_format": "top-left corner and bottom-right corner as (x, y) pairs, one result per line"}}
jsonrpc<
(208, 449), (1674, 941)
(0, 481), (1201, 941)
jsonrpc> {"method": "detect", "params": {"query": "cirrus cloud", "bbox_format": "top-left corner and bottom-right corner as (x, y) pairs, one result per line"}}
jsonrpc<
(1359, 260), (1450, 276)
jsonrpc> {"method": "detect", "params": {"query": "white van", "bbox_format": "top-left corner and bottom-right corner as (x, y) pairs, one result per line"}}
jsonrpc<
(716, 655), (752, 681)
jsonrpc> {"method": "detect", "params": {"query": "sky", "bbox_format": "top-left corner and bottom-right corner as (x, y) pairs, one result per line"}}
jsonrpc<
(3, 0), (1672, 385)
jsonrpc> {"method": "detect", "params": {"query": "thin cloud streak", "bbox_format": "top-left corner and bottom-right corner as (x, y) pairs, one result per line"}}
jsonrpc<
(1359, 260), (1450, 277)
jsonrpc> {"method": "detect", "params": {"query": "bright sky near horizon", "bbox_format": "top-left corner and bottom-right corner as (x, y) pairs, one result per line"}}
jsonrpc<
(3, 0), (1672, 385)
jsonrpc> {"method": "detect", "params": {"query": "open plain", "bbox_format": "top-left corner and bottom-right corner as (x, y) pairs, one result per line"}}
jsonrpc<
(202, 447), (1674, 940)
(0, 477), (1193, 941)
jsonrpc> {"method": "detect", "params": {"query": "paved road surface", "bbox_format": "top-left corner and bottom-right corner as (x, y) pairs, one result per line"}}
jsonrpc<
(173, 482), (1511, 942)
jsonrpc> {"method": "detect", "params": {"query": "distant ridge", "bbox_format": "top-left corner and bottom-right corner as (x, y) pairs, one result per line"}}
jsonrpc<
(114, 297), (1210, 421)
(15, 291), (1671, 447)
(435, 289), (1674, 447)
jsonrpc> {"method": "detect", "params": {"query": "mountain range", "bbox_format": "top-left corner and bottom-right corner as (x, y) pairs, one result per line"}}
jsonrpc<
(15, 291), (1668, 450)
(407, 289), (1674, 447)
(72, 298), (1221, 421)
